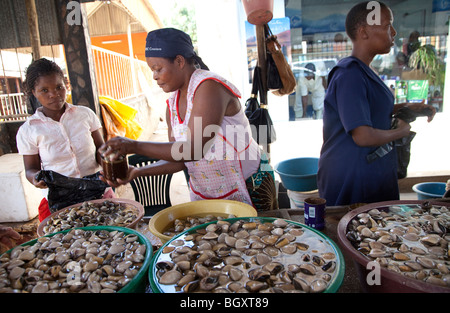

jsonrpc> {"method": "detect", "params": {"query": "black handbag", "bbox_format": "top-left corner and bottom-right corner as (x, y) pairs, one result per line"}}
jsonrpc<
(267, 51), (283, 90)
(245, 67), (260, 118)
(245, 66), (277, 145)
(366, 106), (433, 178)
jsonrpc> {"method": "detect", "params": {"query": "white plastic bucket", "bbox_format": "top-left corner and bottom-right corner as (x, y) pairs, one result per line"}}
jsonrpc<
(287, 189), (319, 209)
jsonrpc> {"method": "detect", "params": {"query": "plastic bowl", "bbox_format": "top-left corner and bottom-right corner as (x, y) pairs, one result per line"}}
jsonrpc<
(337, 200), (450, 293)
(412, 182), (446, 199)
(149, 216), (345, 293)
(0, 226), (152, 293)
(274, 157), (319, 192)
(37, 198), (144, 237)
(148, 200), (257, 243)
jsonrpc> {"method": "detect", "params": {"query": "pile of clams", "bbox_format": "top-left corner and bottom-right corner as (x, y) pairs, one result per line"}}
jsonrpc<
(42, 200), (139, 235)
(346, 202), (450, 288)
(0, 228), (146, 293)
(153, 218), (341, 293)
(163, 214), (236, 237)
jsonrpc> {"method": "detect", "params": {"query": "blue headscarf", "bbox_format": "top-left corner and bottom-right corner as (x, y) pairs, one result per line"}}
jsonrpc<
(145, 28), (209, 70)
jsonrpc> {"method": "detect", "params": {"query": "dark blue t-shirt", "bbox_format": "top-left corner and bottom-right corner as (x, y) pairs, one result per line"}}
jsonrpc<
(317, 56), (399, 206)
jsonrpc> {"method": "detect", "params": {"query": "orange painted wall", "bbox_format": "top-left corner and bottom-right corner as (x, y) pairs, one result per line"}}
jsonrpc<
(91, 32), (148, 61)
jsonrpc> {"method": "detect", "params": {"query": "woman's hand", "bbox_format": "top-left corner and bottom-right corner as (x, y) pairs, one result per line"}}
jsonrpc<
(352, 120), (411, 147)
(32, 173), (47, 189)
(23, 155), (47, 189)
(99, 136), (137, 161)
(0, 226), (21, 253)
(99, 165), (139, 188)
(395, 118), (412, 137)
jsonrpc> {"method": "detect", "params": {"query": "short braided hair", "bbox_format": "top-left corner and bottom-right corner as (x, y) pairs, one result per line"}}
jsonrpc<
(23, 58), (64, 98)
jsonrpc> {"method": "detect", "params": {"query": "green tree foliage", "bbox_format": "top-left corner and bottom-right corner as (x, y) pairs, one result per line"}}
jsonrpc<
(162, 1), (197, 45)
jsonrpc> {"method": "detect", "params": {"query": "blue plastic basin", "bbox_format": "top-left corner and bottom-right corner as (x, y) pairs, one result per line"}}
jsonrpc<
(274, 157), (319, 192)
(412, 182), (446, 200)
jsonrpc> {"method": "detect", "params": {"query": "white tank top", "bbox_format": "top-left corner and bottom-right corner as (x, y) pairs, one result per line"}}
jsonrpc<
(167, 69), (260, 204)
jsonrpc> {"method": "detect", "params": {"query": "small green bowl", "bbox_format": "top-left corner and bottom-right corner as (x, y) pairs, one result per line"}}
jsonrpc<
(149, 216), (345, 293)
(1, 226), (152, 293)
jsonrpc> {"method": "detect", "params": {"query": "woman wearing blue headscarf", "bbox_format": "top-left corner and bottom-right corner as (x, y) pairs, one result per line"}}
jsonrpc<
(100, 28), (277, 211)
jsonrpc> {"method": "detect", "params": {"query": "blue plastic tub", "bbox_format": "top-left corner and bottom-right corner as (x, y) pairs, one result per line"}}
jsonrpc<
(274, 157), (319, 192)
(412, 182), (446, 199)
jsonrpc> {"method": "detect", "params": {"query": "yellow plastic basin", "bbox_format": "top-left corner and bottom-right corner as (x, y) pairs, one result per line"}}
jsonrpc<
(148, 200), (257, 243)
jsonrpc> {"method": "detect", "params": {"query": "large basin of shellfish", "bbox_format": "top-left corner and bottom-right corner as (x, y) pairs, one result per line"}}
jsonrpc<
(148, 200), (258, 243)
(0, 226), (152, 293)
(337, 200), (450, 293)
(37, 199), (144, 237)
(149, 217), (345, 293)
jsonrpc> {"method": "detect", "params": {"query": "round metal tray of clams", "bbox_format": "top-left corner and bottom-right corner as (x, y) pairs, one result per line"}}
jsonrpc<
(149, 217), (345, 293)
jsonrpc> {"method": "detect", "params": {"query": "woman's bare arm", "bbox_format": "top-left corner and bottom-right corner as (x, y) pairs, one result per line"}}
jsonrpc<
(23, 154), (47, 188)
(351, 119), (411, 147)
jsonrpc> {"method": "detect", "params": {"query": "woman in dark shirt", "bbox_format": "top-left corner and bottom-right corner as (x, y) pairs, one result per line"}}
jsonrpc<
(318, 1), (435, 206)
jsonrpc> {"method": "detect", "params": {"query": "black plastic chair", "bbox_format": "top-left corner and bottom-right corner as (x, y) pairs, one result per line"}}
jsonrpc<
(127, 154), (173, 217)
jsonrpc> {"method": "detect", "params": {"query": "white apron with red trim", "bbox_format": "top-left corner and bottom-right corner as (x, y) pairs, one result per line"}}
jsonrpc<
(167, 70), (254, 205)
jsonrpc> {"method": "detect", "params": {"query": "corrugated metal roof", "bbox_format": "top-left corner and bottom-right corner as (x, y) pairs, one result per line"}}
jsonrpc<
(0, 0), (34, 49)
(34, 0), (62, 46)
(87, 1), (146, 36)
(0, 0), (159, 50)
(0, 0), (81, 49)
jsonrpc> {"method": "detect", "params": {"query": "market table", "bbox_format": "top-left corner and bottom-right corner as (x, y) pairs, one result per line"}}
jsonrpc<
(1, 205), (364, 293)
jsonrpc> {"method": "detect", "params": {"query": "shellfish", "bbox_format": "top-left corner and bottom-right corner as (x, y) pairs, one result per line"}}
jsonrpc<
(154, 218), (339, 293)
(346, 203), (450, 289)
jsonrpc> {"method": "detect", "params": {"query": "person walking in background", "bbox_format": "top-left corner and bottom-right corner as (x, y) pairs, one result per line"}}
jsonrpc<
(318, 1), (435, 206)
(295, 63), (326, 119)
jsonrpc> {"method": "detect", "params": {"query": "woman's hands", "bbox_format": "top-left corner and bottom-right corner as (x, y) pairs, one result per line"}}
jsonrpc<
(23, 155), (47, 189)
(351, 121), (411, 148)
(31, 172), (47, 189)
(394, 118), (412, 138)
(98, 136), (138, 187)
(0, 226), (21, 253)
(99, 136), (137, 161)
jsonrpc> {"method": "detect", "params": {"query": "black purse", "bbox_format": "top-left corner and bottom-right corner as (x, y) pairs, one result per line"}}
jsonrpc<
(245, 67), (260, 118)
(267, 51), (283, 90)
(245, 66), (277, 145)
